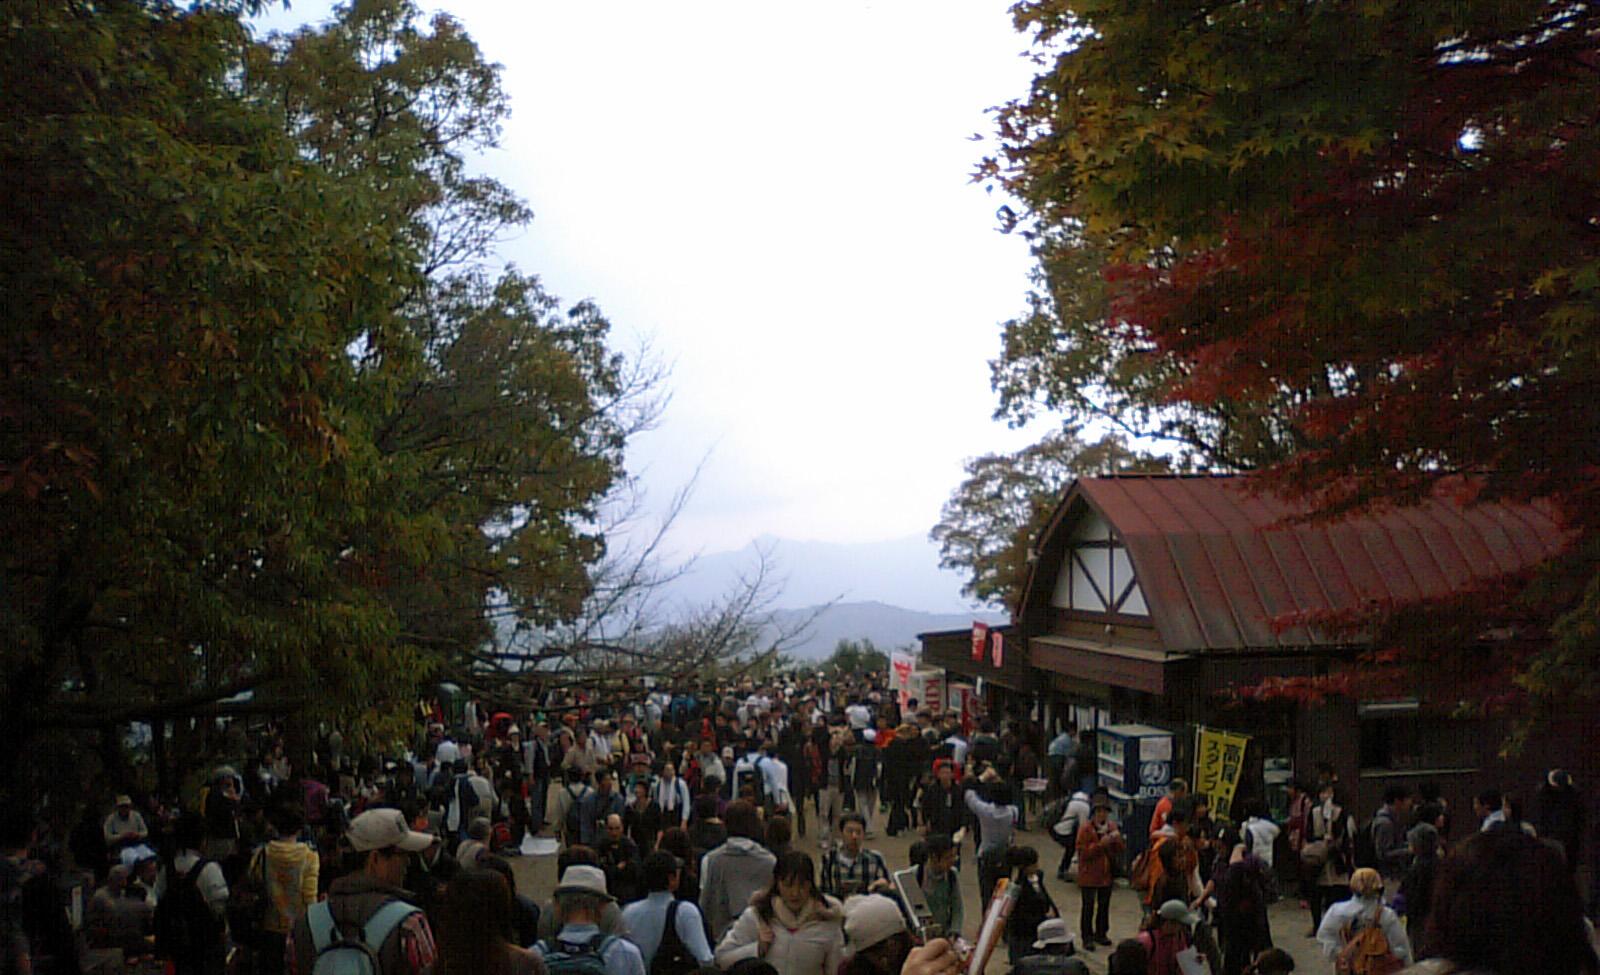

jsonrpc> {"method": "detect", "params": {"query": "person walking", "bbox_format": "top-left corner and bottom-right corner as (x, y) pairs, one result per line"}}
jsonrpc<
(965, 770), (1018, 910)
(1052, 788), (1092, 881)
(534, 865), (646, 975)
(619, 852), (714, 973)
(713, 852), (844, 975)
(1397, 828), (1598, 975)
(1004, 846), (1059, 966)
(915, 834), (964, 940)
(818, 813), (890, 900)
(287, 808), (437, 975)
(814, 731), (850, 853)
(1304, 783), (1355, 936)
(249, 801), (321, 975)
(432, 867), (544, 975)
(653, 763), (691, 833)
(1315, 868), (1410, 971)
(921, 761), (965, 843)
(1397, 823), (1440, 947)
(699, 800), (776, 943)
(1074, 797), (1122, 950)
(1210, 845), (1273, 975)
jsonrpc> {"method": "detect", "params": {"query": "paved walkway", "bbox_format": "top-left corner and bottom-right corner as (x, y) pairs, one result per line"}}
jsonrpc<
(510, 816), (1334, 974)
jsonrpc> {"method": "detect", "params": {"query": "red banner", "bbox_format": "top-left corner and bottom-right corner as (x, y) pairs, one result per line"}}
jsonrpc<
(991, 630), (1004, 668)
(971, 622), (989, 661)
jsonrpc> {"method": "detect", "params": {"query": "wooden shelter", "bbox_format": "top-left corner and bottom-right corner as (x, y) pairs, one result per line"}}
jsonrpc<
(926, 475), (1591, 821)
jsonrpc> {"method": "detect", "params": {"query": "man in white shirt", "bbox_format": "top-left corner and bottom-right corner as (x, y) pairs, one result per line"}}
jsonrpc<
(757, 744), (791, 816)
(654, 762), (692, 829)
(846, 699), (873, 734)
(619, 852), (714, 969)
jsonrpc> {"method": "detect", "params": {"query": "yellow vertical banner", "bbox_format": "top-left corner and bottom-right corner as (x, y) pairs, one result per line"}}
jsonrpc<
(1194, 727), (1251, 821)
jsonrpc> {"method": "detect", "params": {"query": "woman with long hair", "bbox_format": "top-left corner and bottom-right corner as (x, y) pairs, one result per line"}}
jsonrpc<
(715, 851), (844, 975)
(1404, 828), (1598, 975)
(434, 867), (545, 975)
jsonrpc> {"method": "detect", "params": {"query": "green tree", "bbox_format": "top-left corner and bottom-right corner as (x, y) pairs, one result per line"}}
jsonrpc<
(247, 0), (652, 670)
(0, 0), (651, 795)
(823, 639), (892, 680)
(0, 0), (427, 790)
(932, 431), (1166, 609)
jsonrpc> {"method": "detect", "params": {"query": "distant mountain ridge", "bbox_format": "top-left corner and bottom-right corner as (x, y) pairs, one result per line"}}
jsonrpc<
(763, 601), (1008, 661)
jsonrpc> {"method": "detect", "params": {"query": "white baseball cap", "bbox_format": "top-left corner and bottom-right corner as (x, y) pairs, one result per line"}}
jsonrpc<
(843, 894), (906, 950)
(347, 809), (435, 853)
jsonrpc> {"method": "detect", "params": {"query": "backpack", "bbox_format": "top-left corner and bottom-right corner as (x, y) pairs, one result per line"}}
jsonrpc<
(540, 932), (619, 975)
(154, 858), (225, 965)
(227, 848), (269, 949)
(452, 774), (477, 832)
(1353, 817), (1381, 871)
(306, 899), (417, 975)
(564, 785), (595, 844)
(1336, 906), (1404, 975)
(650, 900), (698, 975)
(1130, 836), (1166, 893)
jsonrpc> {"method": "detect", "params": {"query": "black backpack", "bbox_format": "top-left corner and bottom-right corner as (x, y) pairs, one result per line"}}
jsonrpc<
(564, 785), (596, 844)
(650, 900), (699, 975)
(1353, 816), (1381, 870)
(154, 858), (226, 967)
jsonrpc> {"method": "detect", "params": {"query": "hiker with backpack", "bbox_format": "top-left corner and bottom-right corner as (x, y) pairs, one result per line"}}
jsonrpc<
(1049, 787), (1092, 881)
(555, 770), (600, 849)
(533, 865), (646, 975)
(155, 812), (229, 975)
(287, 808), (438, 975)
(619, 852), (714, 974)
(1315, 868), (1410, 974)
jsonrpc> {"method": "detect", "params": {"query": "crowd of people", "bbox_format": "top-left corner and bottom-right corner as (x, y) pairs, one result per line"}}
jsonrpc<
(1, 672), (1597, 975)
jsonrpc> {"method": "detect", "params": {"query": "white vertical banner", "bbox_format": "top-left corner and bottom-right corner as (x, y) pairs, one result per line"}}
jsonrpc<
(890, 651), (916, 710)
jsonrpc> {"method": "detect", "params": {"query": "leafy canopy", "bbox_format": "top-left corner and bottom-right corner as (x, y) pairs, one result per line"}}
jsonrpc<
(0, 0), (646, 792)
(931, 431), (1166, 610)
(984, 0), (1600, 717)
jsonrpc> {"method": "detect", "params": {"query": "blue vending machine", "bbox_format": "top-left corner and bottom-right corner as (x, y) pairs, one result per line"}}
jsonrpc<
(1096, 723), (1175, 861)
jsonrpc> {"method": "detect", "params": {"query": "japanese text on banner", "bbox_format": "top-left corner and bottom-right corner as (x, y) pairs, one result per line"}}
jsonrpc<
(1194, 727), (1251, 821)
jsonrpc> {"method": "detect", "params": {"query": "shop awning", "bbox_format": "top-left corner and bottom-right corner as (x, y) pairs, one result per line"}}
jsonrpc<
(1030, 634), (1191, 695)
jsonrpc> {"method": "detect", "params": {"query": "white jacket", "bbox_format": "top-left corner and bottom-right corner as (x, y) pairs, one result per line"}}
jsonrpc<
(1316, 896), (1412, 966)
(1054, 791), (1092, 838)
(715, 897), (844, 975)
(1241, 816), (1281, 868)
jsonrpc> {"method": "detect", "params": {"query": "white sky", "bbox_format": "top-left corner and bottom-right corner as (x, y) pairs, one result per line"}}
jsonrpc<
(257, 1), (1046, 555)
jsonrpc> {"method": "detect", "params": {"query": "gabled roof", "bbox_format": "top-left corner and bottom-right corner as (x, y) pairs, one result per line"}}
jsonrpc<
(1021, 475), (1574, 652)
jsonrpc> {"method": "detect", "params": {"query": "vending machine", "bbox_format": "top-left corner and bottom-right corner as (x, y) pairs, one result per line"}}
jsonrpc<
(1095, 723), (1175, 859)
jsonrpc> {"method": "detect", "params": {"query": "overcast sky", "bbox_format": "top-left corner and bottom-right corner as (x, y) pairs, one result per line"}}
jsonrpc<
(258, 1), (1047, 557)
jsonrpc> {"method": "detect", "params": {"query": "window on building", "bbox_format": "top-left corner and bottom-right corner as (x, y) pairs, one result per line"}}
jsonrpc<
(1049, 508), (1149, 616)
(1358, 701), (1479, 773)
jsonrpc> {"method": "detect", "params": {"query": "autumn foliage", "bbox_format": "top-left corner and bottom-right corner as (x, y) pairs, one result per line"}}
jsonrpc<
(985, 0), (1600, 719)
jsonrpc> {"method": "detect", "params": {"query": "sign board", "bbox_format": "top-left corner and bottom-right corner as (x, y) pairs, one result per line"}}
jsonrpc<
(1194, 727), (1252, 820)
(889, 651), (916, 710)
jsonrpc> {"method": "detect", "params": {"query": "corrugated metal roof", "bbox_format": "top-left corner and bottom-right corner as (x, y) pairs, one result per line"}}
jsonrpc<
(1029, 476), (1574, 653)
